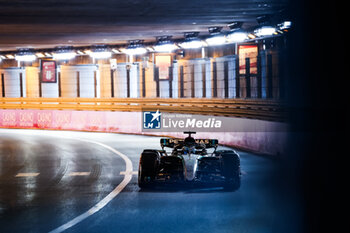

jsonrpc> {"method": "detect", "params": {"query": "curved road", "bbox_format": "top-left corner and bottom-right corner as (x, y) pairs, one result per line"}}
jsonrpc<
(0, 129), (279, 233)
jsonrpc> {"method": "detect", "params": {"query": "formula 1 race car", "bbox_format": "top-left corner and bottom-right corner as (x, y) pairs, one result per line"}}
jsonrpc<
(138, 132), (241, 190)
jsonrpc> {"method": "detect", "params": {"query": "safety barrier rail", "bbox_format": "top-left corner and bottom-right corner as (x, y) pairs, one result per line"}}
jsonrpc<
(0, 98), (285, 121)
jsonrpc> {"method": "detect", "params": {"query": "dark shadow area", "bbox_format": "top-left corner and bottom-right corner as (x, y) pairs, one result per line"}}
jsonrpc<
(278, 1), (346, 233)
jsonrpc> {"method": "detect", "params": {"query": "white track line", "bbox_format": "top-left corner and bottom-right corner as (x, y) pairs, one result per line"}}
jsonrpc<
(68, 172), (91, 176)
(47, 138), (133, 233)
(15, 173), (40, 177)
(120, 171), (138, 175)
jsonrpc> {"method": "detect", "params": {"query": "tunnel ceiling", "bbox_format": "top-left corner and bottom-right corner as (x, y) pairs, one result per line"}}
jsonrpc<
(0, 0), (289, 51)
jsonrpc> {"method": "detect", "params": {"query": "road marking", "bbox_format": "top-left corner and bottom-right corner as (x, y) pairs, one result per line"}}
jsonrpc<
(68, 172), (91, 176)
(49, 138), (133, 233)
(120, 171), (138, 175)
(15, 173), (39, 177)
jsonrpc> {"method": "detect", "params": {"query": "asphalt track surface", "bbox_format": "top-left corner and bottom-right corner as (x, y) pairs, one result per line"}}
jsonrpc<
(0, 129), (279, 233)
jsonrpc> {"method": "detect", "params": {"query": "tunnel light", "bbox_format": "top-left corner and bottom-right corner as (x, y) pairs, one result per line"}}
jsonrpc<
(179, 32), (204, 49)
(15, 54), (36, 62)
(123, 40), (148, 55)
(254, 26), (276, 37)
(179, 40), (204, 49)
(205, 35), (226, 46)
(88, 45), (112, 59)
(254, 15), (276, 37)
(226, 22), (247, 43)
(123, 47), (148, 55)
(153, 43), (178, 53)
(15, 49), (36, 62)
(153, 36), (178, 52)
(0, 55), (5, 60)
(52, 46), (76, 60)
(90, 51), (112, 59)
(6, 54), (15, 59)
(278, 21), (292, 30)
(53, 52), (76, 60)
(205, 27), (226, 46)
(226, 31), (247, 43)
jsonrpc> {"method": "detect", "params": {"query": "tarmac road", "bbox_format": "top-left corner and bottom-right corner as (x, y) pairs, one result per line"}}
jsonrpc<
(0, 129), (281, 233)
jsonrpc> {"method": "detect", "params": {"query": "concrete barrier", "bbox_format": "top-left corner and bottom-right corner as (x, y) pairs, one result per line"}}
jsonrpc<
(0, 109), (288, 156)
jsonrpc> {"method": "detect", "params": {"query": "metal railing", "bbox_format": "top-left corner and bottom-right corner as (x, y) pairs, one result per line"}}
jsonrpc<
(0, 97), (285, 122)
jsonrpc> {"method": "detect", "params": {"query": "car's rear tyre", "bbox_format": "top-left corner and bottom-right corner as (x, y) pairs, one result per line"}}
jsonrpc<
(217, 150), (241, 191)
(138, 150), (159, 189)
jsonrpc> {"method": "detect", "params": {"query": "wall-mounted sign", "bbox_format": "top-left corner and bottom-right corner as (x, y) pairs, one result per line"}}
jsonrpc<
(41, 60), (57, 83)
(155, 55), (172, 80)
(238, 45), (258, 75)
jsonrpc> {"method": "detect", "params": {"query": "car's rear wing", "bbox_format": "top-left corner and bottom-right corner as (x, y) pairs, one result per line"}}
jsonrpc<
(160, 138), (218, 148)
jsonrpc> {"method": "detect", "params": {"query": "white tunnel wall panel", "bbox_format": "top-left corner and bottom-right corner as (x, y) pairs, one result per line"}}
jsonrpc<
(60, 66), (78, 97)
(144, 63), (157, 98)
(204, 61), (212, 98)
(159, 81), (169, 98)
(178, 59), (212, 98)
(114, 64), (127, 98)
(183, 63), (192, 98)
(99, 64), (112, 98)
(0, 68), (26, 97)
(78, 65), (98, 98)
(215, 56), (236, 98)
(60, 65), (98, 98)
(25, 67), (40, 97)
(114, 63), (139, 98)
(194, 59), (211, 98)
(171, 63), (179, 98)
(129, 63), (139, 98)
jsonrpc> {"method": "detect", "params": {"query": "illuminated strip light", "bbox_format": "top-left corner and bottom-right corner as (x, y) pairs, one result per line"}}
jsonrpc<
(15, 54), (36, 62)
(36, 53), (45, 58)
(77, 50), (85, 55)
(146, 47), (155, 52)
(247, 33), (256, 39)
(205, 35), (226, 46)
(89, 51), (112, 59)
(53, 52), (76, 60)
(112, 48), (122, 54)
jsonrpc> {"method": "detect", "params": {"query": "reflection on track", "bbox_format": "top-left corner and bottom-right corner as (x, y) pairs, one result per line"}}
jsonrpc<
(0, 129), (280, 233)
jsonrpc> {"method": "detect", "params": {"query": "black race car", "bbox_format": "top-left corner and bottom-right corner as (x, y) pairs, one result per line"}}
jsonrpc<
(138, 132), (241, 190)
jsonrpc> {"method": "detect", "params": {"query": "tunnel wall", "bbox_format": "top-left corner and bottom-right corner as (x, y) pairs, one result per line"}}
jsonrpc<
(0, 51), (281, 99)
(0, 109), (288, 156)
